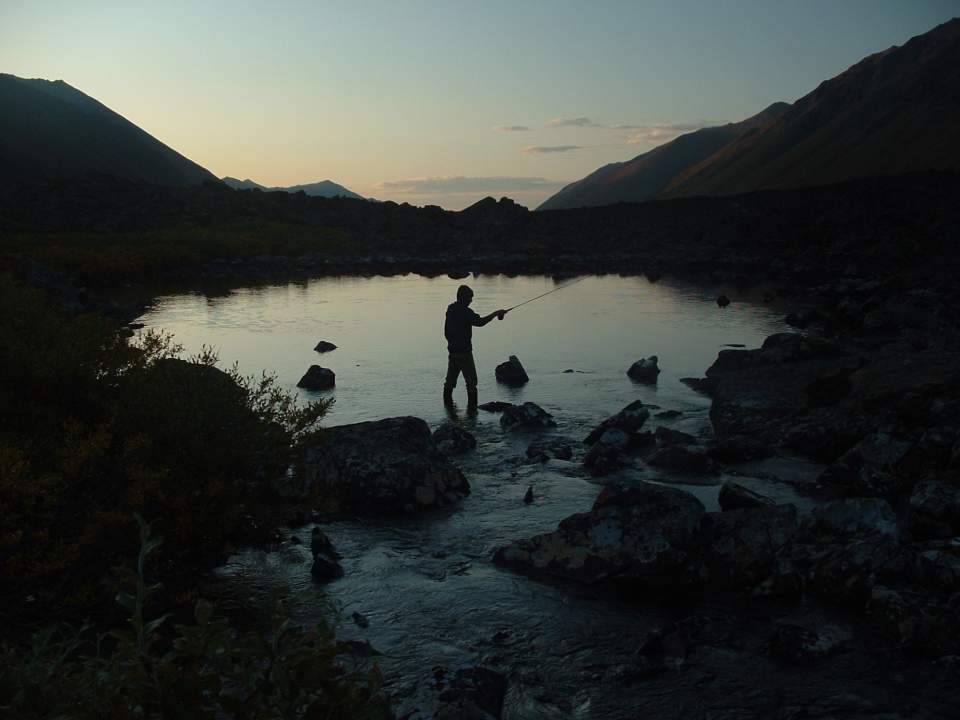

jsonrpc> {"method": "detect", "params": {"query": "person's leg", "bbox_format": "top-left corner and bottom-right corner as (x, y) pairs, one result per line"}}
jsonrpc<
(443, 353), (460, 405)
(462, 353), (479, 409)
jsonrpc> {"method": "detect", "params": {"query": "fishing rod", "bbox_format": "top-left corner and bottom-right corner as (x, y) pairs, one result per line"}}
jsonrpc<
(504, 276), (586, 313)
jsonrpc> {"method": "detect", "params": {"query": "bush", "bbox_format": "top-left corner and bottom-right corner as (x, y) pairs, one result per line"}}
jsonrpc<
(0, 275), (330, 612)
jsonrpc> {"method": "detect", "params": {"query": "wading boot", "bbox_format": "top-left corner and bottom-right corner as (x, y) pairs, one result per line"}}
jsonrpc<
(443, 385), (454, 407)
(467, 387), (478, 411)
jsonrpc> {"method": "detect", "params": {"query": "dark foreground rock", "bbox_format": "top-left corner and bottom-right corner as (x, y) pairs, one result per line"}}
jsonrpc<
(718, 481), (774, 511)
(313, 340), (337, 352)
(432, 422), (477, 455)
(500, 402), (556, 431)
(627, 356), (660, 383)
(297, 365), (335, 390)
(648, 445), (715, 474)
(494, 355), (529, 386)
(493, 483), (706, 589)
(309, 527), (343, 581)
(703, 505), (799, 591)
(526, 437), (574, 462)
(908, 480), (960, 540)
(477, 401), (514, 412)
(297, 416), (469, 513)
(432, 666), (507, 720)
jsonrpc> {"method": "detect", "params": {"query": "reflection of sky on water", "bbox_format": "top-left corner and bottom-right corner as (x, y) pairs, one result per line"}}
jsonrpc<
(138, 274), (786, 427)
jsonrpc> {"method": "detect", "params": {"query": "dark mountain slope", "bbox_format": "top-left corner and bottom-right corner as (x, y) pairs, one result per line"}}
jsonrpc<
(665, 18), (960, 197)
(0, 74), (216, 186)
(537, 103), (789, 210)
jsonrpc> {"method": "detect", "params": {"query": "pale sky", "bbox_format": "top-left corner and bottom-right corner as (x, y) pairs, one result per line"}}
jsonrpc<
(1, 1), (956, 209)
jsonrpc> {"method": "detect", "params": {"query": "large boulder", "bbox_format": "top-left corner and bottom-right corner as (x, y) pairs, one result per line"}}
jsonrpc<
(432, 423), (477, 456)
(806, 498), (900, 540)
(298, 416), (469, 513)
(493, 483), (707, 589)
(297, 365), (335, 390)
(908, 480), (960, 540)
(627, 356), (660, 383)
(647, 445), (715, 474)
(703, 505), (799, 591)
(310, 527), (343, 581)
(718, 482), (774, 511)
(494, 355), (529, 386)
(526, 438), (574, 463)
(583, 428), (631, 477)
(500, 402), (556, 431)
(815, 431), (913, 498)
(584, 400), (650, 444)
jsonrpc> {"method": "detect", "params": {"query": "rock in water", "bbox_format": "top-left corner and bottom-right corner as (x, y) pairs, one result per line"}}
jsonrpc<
(718, 481), (775, 511)
(478, 401), (514, 413)
(648, 445), (715, 474)
(500, 402), (556, 431)
(703, 505), (798, 591)
(717, 295), (731, 308)
(526, 438), (574, 462)
(297, 365), (335, 390)
(584, 400), (650, 444)
(493, 483), (707, 589)
(627, 356), (660, 383)
(310, 527), (343, 581)
(523, 485), (534, 504)
(298, 416), (470, 513)
(432, 423), (477, 455)
(313, 340), (337, 353)
(495, 355), (529, 386)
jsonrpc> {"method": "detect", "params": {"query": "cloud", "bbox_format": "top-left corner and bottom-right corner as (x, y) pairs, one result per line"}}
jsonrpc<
(545, 116), (600, 128)
(375, 176), (566, 195)
(521, 145), (582, 155)
(494, 124), (532, 132)
(624, 121), (717, 145)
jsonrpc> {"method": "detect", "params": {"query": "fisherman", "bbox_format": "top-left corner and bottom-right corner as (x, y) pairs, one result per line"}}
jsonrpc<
(443, 285), (507, 409)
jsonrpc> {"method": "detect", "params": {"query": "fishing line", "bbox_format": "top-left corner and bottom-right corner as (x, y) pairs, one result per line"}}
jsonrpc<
(505, 276), (587, 313)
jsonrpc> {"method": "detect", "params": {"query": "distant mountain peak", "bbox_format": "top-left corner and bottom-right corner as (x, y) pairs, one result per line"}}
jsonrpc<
(221, 176), (363, 199)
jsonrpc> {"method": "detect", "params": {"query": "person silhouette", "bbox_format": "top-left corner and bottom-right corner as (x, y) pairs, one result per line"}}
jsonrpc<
(443, 285), (506, 410)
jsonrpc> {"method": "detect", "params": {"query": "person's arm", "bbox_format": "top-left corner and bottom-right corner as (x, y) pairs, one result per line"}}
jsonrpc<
(472, 309), (508, 326)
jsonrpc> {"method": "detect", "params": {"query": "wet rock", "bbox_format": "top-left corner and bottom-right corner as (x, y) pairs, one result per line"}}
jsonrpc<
(310, 528), (344, 580)
(313, 340), (337, 353)
(299, 416), (470, 513)
(627, 356), (660, 383)
(310, 526), (342, 559)
(804, 364), (857, 407)
(655, 410), (682, 419)
(769, 622), (849, 662)
(648, 445), (715, 474)
(523, 485), (534, 504)
(434, 666), (508, 720)
(477, 401), (514, 413)
(716, 294), (730, 308)
(493, 483), (707, 589)
(351, 611), (369, 628)
(709, 435), (774, 462)
(799, 537), (919, 607)
(654, 426), (696, 446)
(816, 432), (913, 498)
(866, 585), (960, 654)
(718, 481), (774, 511)
(679, 376), (717, 395)
(495, 355), (529, 386)
(915, 538), (960, 591)
(584, 400), (650, 444)
(806, 498), (900, 540)
(432, 422), (477, 455)
(784, 308), (821, 329)
(526, 438), (574, 462)
(500, 402), (556, 431)
(908, 480), (960, 540)
(703, 505), (798, 591)
(584, 429), (631, 477)
(297, 365), (335, 390)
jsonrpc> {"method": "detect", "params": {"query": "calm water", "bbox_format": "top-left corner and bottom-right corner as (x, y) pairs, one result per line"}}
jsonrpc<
(138, 273), (786, 427)
(138, 274), (901, 719)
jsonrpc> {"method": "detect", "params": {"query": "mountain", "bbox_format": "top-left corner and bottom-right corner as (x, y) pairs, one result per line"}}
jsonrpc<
(537, 103), (790, 210)
(664, 18), (960, 197)
(222, 176), (363, 199)
(0, 74), (216, 186)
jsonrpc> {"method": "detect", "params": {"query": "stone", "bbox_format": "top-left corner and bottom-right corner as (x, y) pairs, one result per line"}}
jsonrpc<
(718, 482), (775, 511)
(434, 666), (508, 720)
(298, 416), (470, 513)
(310, 552), (344, 581)
(310, 527), (341, 559)
(716, 294), (730, 308)
(297, 365), (335, 390)
(526, 438), (574, 462)
(908, 480), (960, 540)
(493, 483), (707, 589)
(680, 377), (717, 395)
(523, 485), (534, 504)
(648, 445), (715, 474)
(500, 402), (556, 431)
(494, 355), (529, 386)
(710, 435), (774, 463)
(769, 622), (849, 662)
(313, 340), (337, 353)
(703, 505), (798, 591)
(627, 356), (660, 383)
(866, 585), (960, 654)
(654, 426), (696, 446)
(806, 498), (900, 540)
(432, 423), (477, 455)
(477, 401), (514, 413)
(584, 429), (631, 476)
(584, 401), (650, 444)
(815, 432), (913, 498)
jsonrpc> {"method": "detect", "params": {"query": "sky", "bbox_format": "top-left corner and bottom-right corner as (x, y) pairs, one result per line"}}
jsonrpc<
(1, 1), (957, 209)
